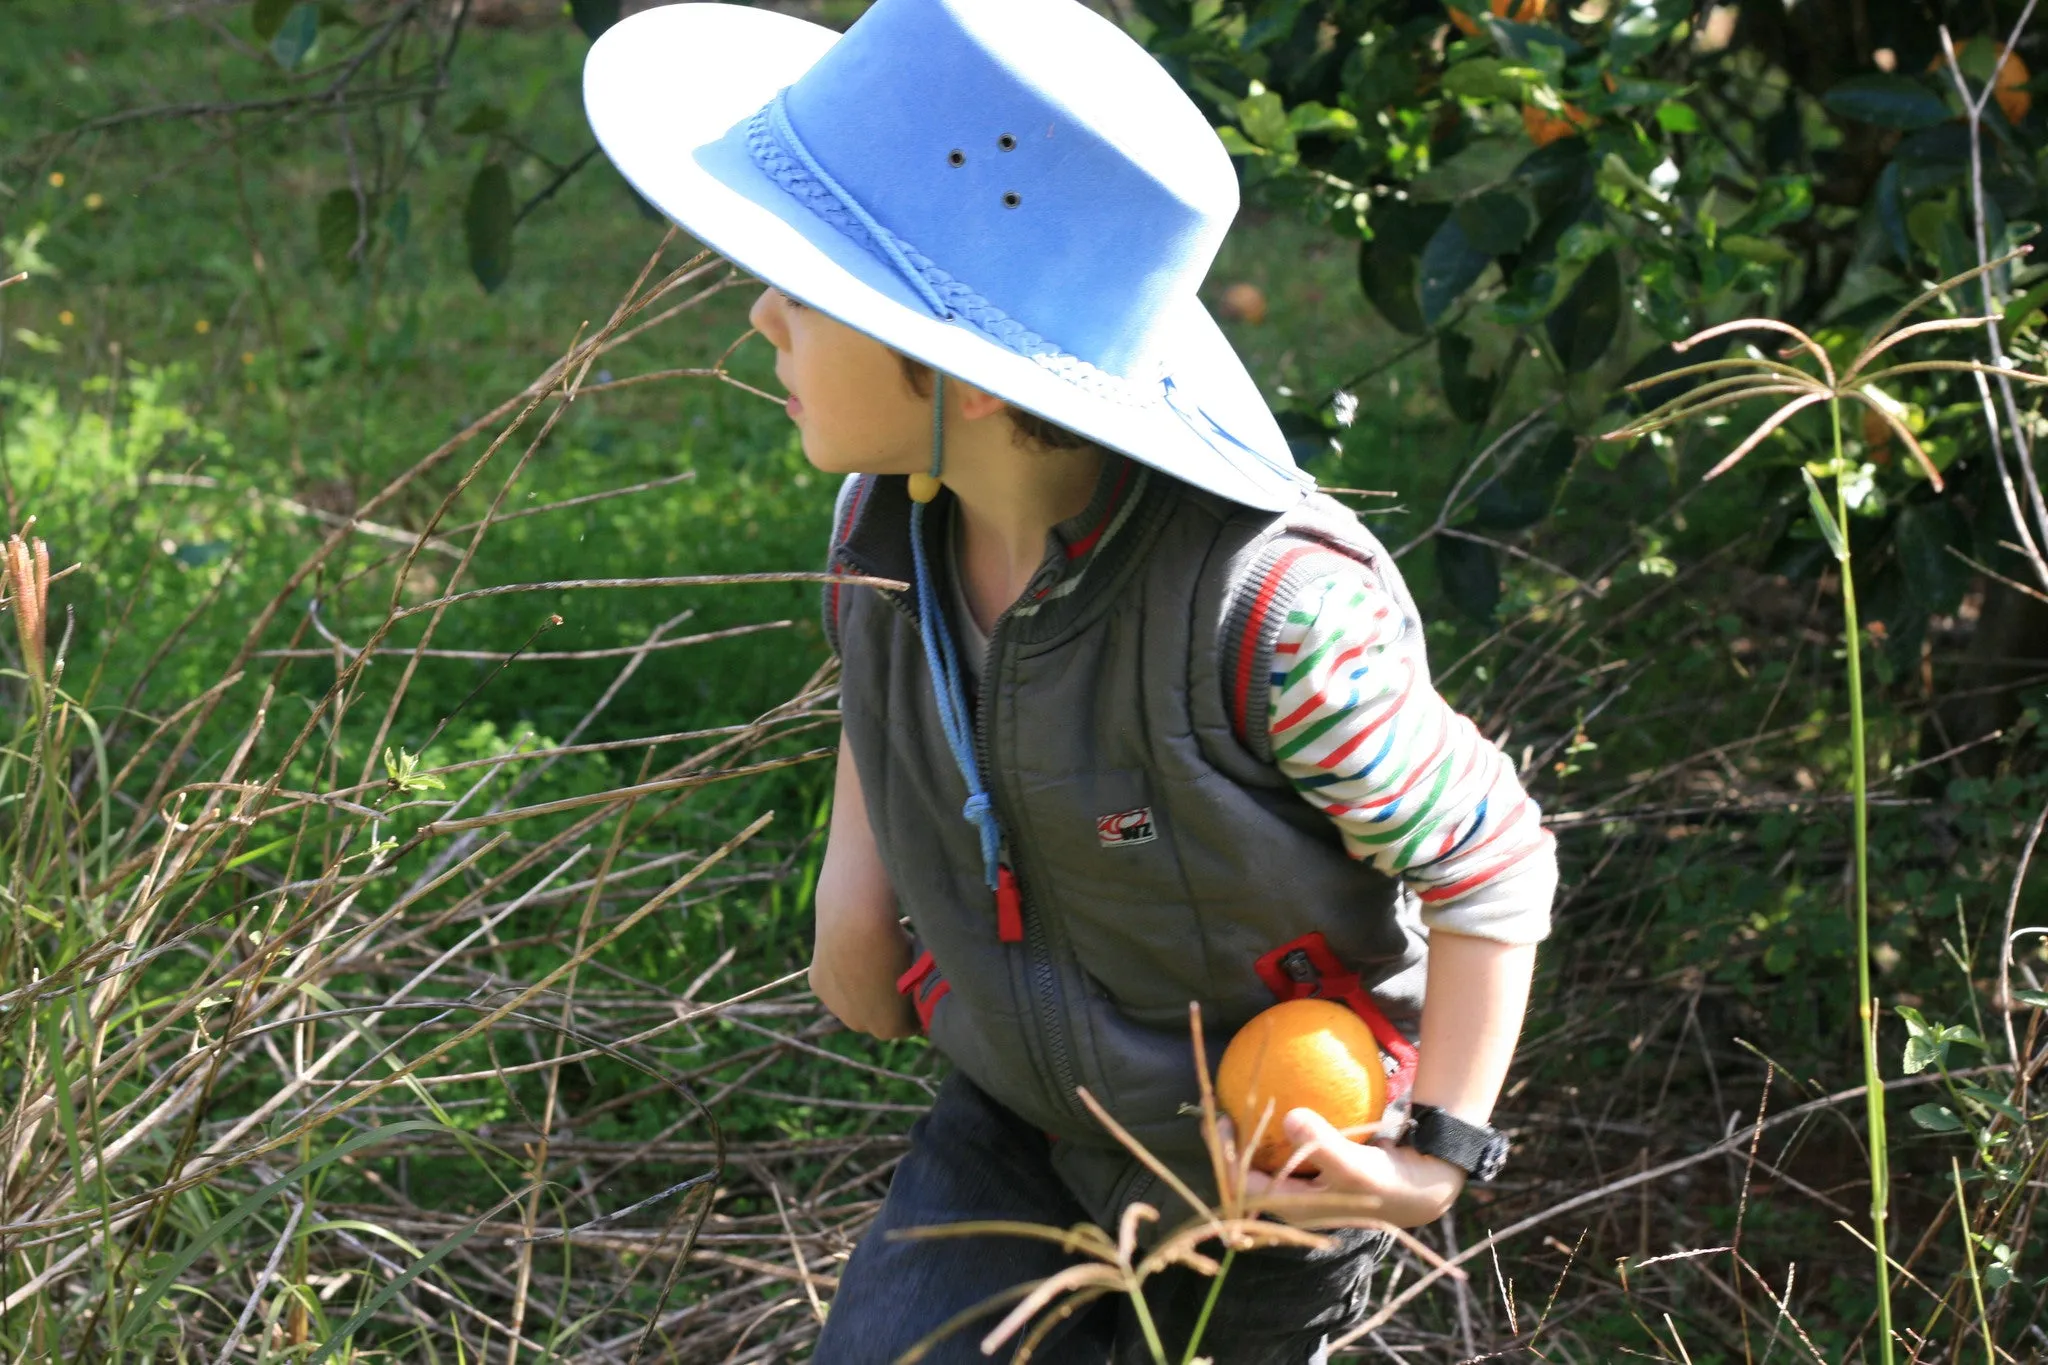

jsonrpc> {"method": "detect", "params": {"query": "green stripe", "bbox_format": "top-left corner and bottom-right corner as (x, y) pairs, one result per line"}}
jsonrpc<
(1334, 760), (1454, 855)
(1273, 707), (1366, 762)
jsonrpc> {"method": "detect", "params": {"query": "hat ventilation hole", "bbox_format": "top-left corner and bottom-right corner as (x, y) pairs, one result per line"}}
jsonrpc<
(998, 134), (1017, 151)
(947, 149), (966, 167)
(1002, 192), (1022, 209)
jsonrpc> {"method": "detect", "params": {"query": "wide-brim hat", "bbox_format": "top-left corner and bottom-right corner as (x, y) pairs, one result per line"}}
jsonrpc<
(583, 0), (1312, 511)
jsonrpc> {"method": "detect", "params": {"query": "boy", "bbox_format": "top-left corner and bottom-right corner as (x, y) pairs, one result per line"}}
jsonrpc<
(585, 1), (1554, 1360)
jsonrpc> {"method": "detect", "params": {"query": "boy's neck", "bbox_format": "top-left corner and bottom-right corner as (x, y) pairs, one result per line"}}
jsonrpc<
(941, 423), (1105, 635)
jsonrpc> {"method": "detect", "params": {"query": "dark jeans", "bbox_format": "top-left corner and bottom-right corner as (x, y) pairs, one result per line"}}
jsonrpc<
(813, 1074), (1388, 1364)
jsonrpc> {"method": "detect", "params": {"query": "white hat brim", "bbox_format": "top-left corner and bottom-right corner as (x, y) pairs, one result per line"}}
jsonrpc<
(584, 3), (1305, 511)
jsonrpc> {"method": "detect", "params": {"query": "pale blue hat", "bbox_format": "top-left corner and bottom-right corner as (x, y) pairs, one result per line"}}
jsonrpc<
(582, 0), (1312, 510)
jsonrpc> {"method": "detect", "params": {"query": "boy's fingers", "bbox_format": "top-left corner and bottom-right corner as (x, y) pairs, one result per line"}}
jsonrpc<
(1283, 1108), (1393, 1191)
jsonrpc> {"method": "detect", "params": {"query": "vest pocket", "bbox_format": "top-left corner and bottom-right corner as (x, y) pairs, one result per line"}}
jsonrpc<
(1013, 766), (1210, 1020)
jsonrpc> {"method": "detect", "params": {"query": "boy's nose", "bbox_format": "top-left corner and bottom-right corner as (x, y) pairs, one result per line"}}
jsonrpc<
(748, 287), (789, 350)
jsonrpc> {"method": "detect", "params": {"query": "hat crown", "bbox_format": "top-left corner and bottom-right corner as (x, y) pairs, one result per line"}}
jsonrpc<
(773, 0), (1236, 379)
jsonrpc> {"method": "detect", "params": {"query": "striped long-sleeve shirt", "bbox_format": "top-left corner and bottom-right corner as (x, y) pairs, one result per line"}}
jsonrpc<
(1269, 568), (1555, 944)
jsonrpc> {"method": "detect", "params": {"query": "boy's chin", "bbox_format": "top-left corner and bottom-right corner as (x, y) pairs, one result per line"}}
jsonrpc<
(799, 443), (918, 481)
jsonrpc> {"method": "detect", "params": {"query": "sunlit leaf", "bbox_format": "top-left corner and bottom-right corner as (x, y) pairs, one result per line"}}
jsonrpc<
(1801, 468), (1849, 563)
(1909, 1102), (1965, 1132)
(269, 2), (319, 69)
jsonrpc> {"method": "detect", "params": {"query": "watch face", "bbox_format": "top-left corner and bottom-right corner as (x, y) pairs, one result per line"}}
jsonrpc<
(1476, 1133), (1511, 1183)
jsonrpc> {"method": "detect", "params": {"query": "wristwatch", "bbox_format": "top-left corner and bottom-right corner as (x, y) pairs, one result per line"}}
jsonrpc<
(1399, 1103), (1510, 1183)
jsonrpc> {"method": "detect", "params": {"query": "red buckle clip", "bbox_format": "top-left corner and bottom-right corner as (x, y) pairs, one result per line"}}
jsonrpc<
(995, 864), (1024, 944)
(895, 949), (951, 1032)
(1252, 932), (1419, 1099)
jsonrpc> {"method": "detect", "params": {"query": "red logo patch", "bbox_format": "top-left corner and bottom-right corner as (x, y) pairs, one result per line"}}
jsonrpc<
(1096, 807), (1157, 848)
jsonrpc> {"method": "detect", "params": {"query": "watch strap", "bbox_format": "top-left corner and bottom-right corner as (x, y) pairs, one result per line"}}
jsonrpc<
(1404, 1103), (1510, 1183)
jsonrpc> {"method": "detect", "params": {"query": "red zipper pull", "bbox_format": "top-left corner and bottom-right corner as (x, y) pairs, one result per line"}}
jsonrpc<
(995, 863), (1024, 943)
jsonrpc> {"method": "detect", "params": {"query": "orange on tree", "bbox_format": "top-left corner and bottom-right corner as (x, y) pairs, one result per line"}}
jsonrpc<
(1522, 101), (1594, 146)
(1929, 38), (2032, 125)
(1447, 0), (1545, 37)
(1216, 997), (1388, 1175)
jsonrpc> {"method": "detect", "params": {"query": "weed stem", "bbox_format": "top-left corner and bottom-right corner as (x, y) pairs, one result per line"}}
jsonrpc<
(1832, 396), (1893, 1365)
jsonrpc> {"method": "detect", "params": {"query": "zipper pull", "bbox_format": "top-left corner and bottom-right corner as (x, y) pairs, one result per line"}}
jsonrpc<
(996, 863), (1024, 943)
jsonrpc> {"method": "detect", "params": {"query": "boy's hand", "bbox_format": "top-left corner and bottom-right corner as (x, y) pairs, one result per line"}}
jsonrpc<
(1242, 1108), (1466, 1228)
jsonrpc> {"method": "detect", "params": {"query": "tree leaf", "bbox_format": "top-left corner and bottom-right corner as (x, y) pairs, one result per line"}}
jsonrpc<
(2013, 988), (2048, 1010)
(1892, 500), (1968, 614)
(454, 103), (510, 136)
(1419, 214), (1493, 326)
(1513, 140), (1596, 223)
(1544, 249), (1621, 373)
(1801, 469), (1849, 563)
(316, 188), (362, 284)
(1473, 423), (1577, 530)
(569, 0), (621, 41)
(1823, 75), (1950, 131)
(251, 0), (296, 40)
(1275, 409), (1340, 466)
(1902, 1034), (1941, 1075)
(465, 162), (515, 294)
(1436, 534), (1501, 622)
(1957, 1083), (2025, 1123)
(1236, 88), (1293, 154)
(1454, 191), (1533, 256)
(1358, 197), (1446, 337)
(269, 2), (320, 69)
(1287, 101), (1357, 137)
(1438, 331), (1497, 425)
(1909, 1102), (1966, 1133)
(1443, 57), (1526, 103)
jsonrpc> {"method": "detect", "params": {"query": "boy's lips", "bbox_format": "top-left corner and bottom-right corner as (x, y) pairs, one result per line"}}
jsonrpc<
(784, 393), (802, 418)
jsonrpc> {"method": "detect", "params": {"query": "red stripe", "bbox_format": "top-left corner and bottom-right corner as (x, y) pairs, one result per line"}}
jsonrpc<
(1231, 545), (1322, 735)
(1416, 851), (1531, 902)
(1064, 462), (1134, 561)
(827, 477), (874, 635)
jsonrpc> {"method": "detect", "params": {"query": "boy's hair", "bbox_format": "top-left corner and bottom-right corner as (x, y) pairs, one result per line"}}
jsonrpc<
(897, 355), (1093, 453)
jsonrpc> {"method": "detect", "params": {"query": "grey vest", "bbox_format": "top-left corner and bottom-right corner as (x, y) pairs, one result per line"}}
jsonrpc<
(826, 462), (1429, 1227)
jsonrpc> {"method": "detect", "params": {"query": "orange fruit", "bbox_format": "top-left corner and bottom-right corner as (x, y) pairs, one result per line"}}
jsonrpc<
(1930, 39), (2032, 125)
(1216, 998), (1388, 1175)
(1448, 0), (1546, 37)
(1522, 102), (1594, 146)
(1218, 281), (1268, 325)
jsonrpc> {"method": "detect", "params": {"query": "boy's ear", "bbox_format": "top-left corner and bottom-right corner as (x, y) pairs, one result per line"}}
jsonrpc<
(953, 382), (1009, 423)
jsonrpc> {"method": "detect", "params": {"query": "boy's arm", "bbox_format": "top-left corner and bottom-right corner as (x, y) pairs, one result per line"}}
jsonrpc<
(1255, 929), (1537, 1224)
(1248, 564), (1555, 1222)
(812, 734), (919, 1039)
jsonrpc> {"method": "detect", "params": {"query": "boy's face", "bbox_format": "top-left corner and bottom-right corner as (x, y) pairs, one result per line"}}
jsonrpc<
(750, 287), (929, 477)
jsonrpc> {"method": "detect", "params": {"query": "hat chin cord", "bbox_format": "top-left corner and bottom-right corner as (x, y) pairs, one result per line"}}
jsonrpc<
(908, 374), (944, 505)
(904, 375), (1005, 895)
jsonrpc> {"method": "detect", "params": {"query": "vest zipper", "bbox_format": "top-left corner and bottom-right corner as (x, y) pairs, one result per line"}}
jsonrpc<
(976, 576), (1086, 1123)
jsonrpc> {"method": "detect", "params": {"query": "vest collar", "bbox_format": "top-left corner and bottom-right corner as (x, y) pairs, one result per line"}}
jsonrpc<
(835, 453), (1159, 624)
